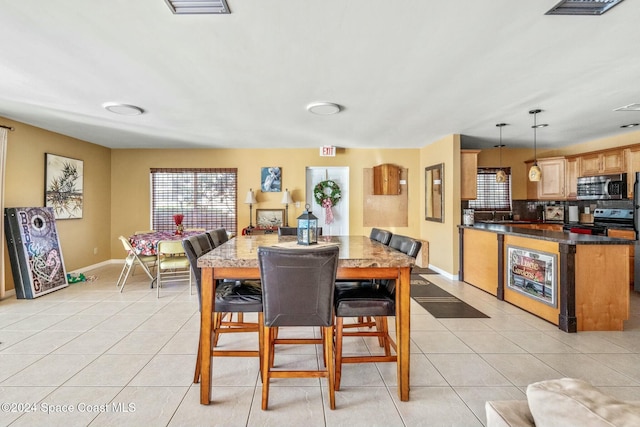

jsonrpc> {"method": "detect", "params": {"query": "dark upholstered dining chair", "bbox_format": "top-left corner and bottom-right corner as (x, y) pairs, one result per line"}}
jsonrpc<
(257, 245), (339, 410)
(183, 233), (263, 384)
(370, 228), (393, 245)
(333, 234), (421, 390)
(206, 228), (229, 248)
(277, 226), (322, 237)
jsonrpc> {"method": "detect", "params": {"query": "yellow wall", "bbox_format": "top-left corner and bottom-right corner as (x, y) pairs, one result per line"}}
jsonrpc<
(478, 130), (640, 199)
(110, 148), (422, 257)
(4, 115), (640, 293)
(2, 118), (112, 291)
(420, 134), (461, 276)
(477, 147), (534, 200)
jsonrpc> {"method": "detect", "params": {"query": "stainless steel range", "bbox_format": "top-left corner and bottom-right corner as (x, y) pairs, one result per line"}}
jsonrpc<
(563, 208), (634, 236)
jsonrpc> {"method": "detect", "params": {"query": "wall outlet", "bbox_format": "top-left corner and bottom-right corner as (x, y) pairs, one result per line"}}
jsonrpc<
(93, 247), (98, 255)
(295, 202), (300, 208)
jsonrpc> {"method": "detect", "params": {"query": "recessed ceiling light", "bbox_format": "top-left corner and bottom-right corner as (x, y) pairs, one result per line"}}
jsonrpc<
(103, 103), (144, 116)
(620, 123), (640, 128)
(307, 102), (342, 115)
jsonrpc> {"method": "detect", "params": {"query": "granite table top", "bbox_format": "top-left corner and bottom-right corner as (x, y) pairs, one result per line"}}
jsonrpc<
(197, 235), (417, 269)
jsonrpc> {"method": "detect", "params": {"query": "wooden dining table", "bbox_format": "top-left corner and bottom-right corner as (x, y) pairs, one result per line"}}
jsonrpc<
(196, 234), (416, 404)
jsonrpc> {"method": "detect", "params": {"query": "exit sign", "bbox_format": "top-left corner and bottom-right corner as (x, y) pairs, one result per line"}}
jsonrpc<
(320, 145), (336, 157)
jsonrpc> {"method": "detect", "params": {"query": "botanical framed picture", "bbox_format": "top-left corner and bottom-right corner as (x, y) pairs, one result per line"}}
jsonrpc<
(256, 209), (284, 228)
(261, 167), (281, 192)
(45, 153), (84, 219)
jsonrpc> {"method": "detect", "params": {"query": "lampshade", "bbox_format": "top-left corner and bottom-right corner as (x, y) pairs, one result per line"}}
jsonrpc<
(281, 189), (294, 205)
(244, 189), (257, 204)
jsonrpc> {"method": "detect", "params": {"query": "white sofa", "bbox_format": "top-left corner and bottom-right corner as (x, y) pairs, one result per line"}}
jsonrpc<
(485, 378), (640, 427)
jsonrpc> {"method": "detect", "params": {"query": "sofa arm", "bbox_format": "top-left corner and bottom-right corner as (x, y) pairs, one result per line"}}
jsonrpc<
(486, 400), (535, 427)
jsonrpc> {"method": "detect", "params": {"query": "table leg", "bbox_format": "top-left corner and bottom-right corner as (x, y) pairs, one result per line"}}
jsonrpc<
(200, 268), (214, 404)
(396, 266), (411, 401)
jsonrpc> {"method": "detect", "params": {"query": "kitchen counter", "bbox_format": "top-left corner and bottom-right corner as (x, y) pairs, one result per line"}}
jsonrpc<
(458, 224), (633, 332)
(461, 223), (632, 245)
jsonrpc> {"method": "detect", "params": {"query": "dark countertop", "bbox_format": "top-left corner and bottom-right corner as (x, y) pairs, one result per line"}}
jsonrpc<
(459, 223), (634, 245)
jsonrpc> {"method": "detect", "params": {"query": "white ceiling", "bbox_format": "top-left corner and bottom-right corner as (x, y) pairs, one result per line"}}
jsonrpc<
(1, 0), (640, 151)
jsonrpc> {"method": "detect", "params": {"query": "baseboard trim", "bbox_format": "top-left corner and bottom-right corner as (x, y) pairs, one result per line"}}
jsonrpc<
(67, 259), (122, 274)
(428, 264), (458, 281)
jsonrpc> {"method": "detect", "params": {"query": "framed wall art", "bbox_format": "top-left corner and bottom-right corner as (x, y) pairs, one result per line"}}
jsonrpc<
(256, 209), (284, 228)
(261, 167), (281, 192)
(506, 245), (557, 307)
(45, 153), (84, 219)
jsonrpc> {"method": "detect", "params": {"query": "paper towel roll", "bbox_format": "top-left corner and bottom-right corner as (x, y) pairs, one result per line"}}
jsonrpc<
(568, 206), (579, 223)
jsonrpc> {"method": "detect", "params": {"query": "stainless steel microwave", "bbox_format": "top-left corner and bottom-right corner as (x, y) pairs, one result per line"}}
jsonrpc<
(576, 173), (627, 200)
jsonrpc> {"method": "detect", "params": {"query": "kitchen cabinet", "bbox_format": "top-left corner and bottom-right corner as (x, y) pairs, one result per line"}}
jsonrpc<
(607, 228), (635, 286)
(460, 149), (480, 200)
(579, 149), (624, 176)
(373, 163), (400, 195)
(565, 156), (579, 200)
(625, 146), (640, 198)
(525, 157), (566, 200)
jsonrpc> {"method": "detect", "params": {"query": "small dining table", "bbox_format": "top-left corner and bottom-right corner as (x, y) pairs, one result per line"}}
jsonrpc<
(129, 230), (202, 256)
(196, 234), (416, 404)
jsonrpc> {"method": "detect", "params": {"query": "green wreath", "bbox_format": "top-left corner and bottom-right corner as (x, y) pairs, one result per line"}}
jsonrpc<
(314, 180), (341, 207)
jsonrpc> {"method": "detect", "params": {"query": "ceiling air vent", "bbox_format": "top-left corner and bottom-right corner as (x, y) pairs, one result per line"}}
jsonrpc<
(545, 0), (624, 15)
(614, 103), (640, 112)
(165, 0), (230, 14)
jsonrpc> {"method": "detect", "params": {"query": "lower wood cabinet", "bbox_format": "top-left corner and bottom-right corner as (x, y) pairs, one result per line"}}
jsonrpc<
(607, 228), (635, 286)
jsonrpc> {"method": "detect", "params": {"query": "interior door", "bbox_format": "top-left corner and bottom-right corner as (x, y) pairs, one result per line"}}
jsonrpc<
(305, 167), (349, 236)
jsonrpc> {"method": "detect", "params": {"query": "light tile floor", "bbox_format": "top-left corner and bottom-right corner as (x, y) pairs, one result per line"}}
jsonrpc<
(1, 264), (640, 426)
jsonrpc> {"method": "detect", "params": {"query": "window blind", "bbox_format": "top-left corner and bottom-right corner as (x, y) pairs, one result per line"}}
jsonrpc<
(468, 167), (512, 211)
(150, 168), (237, 233)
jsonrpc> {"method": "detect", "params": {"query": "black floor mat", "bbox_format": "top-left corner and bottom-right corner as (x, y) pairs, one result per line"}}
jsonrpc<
(411, 266), (439, 275)
(411, 280), (489, 318)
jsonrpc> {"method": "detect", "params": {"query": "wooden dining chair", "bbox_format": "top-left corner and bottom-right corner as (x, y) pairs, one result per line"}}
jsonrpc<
(337, 228), (394, 333)
(156, 239), (192, 297)
(116, 235), (156, 292)
(333, 234), (420, 390)
(257, 245), (339, 410)
(183, 233), (263, 384)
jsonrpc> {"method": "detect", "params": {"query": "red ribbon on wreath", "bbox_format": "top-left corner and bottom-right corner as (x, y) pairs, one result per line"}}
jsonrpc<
(322, 198), (334, 224)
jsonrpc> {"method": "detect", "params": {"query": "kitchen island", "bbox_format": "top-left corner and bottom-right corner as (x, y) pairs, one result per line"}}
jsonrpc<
(459, 224), (633, 332)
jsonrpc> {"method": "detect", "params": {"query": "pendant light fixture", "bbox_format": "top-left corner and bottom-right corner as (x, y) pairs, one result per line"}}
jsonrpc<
(528, 109), (547, 182)
(495, 123), (507, 183)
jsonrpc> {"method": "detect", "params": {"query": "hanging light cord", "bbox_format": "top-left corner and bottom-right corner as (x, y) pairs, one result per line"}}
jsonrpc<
(533, 112), (538, 164)
(499, 126), (503, 167)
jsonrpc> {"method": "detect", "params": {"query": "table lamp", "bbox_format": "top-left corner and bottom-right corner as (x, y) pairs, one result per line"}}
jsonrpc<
(281, 188), (294, 226)
(244, 188), (257, 229)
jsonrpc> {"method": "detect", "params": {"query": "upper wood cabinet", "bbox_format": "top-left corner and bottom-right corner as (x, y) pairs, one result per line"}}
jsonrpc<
(373, 163), (400, 195)
(525, 157), (566, 200)
(460, 149), (480, 200)
(625, 146), (640, 198)
(565, 156), (579, 200)
(579, 149), (625, 176)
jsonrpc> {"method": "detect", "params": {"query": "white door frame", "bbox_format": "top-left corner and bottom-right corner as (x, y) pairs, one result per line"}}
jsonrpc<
(305, 167), (349, 236)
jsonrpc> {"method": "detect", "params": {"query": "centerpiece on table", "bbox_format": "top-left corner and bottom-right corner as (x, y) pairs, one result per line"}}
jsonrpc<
(173, 213), (184, 235)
